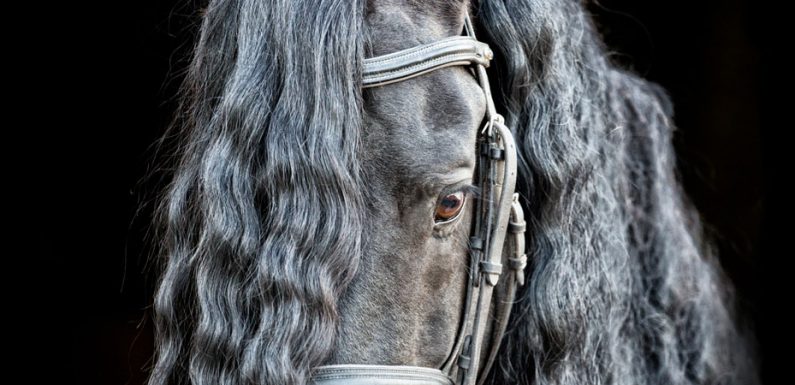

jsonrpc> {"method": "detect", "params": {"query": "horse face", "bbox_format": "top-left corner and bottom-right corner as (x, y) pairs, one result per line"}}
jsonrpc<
(329, 0), (487, 367)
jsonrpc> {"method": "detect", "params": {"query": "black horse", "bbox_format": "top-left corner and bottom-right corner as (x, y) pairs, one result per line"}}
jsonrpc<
(148, 1), (757, 384)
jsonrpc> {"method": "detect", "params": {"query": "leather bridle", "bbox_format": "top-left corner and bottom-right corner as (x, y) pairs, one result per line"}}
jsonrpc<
(312, 14), (527, 385)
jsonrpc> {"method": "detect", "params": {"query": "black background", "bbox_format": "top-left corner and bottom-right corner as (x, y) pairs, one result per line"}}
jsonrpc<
(38, 1), (784, 384)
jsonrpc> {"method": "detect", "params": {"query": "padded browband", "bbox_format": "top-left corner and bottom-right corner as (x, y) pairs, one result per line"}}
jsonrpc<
(313, 365), (453, 385)
(363, 36), (493, 88)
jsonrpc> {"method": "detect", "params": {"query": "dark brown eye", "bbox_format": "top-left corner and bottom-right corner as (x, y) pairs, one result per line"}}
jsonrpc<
(435, 191), (465, 222)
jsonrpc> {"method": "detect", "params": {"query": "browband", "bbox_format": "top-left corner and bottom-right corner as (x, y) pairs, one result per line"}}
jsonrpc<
(363, 36), (493, 88)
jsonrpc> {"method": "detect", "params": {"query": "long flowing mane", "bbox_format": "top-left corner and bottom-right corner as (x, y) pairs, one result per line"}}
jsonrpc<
(149, 1), (757, 384)
(150, 1), (366, 384)
(478, 1), (756, 383)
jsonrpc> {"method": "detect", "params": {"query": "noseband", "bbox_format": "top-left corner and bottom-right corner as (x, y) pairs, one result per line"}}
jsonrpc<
(312, 14), (527, 385)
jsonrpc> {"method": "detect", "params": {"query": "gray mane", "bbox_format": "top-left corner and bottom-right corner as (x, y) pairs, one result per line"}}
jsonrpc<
(150, 1), (366, 384)
(478, 1), (756, 384)
(149, 1), (757, 385)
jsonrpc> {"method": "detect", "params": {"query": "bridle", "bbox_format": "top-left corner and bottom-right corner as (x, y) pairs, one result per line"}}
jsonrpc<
(313, 13), (527, 385)
(312, 13), (527, 385)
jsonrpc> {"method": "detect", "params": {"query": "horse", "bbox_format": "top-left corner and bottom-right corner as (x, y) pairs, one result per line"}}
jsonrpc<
(147, 1), (757, 384)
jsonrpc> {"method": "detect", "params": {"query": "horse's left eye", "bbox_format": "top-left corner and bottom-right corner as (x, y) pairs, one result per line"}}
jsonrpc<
(435, 191), (465, 223)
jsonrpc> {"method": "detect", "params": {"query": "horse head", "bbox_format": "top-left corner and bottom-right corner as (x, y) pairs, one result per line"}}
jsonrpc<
(149, 1), (757, 384)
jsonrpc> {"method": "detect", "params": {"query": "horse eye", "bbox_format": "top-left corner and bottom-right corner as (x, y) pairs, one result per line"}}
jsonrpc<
(435, 191), (466, 223)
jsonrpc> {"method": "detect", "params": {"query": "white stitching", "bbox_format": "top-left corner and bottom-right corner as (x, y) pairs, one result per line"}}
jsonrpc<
(363, 53), (487, 84)
(364, 36), (479, 65)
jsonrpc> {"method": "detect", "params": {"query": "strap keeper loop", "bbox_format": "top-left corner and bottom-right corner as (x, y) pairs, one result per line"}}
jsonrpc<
(479, 261), (503, 286)
(508, 254), (527, 270)
(508, 220), (526, 233)
(457, 354), (471, 370)
(489, 146), (504, 160)
(508, 254), (527, 286)
(469, 236), (483, 251)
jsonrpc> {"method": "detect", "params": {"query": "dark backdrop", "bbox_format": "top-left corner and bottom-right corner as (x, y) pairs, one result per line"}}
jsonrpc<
(40, 1), (784, 384)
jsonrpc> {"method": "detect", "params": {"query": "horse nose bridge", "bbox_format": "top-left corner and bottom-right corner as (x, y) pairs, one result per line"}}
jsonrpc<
(418, 68), (489, 136)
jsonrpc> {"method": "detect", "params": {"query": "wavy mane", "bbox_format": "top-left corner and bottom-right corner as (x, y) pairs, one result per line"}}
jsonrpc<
(149, 1), (757, 384)
(149, 1), (366, 384)
(477, 1), (756, 384)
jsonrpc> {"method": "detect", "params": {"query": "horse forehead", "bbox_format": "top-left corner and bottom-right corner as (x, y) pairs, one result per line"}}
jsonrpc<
(364, 61), (481, 118)
(365, 0), (468, 56)
(363, 73), (480, 171)
(361, 0), (481, 182)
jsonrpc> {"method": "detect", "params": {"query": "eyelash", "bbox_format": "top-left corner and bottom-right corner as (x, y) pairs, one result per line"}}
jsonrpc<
(440, 184), (480, 200)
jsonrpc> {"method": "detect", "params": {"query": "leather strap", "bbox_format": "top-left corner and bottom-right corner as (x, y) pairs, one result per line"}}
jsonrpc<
(312, 365), (453, 385)
(476, 193), (526, 385)
(363, 36), (493, 88)
(461, 120), (518, 385)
